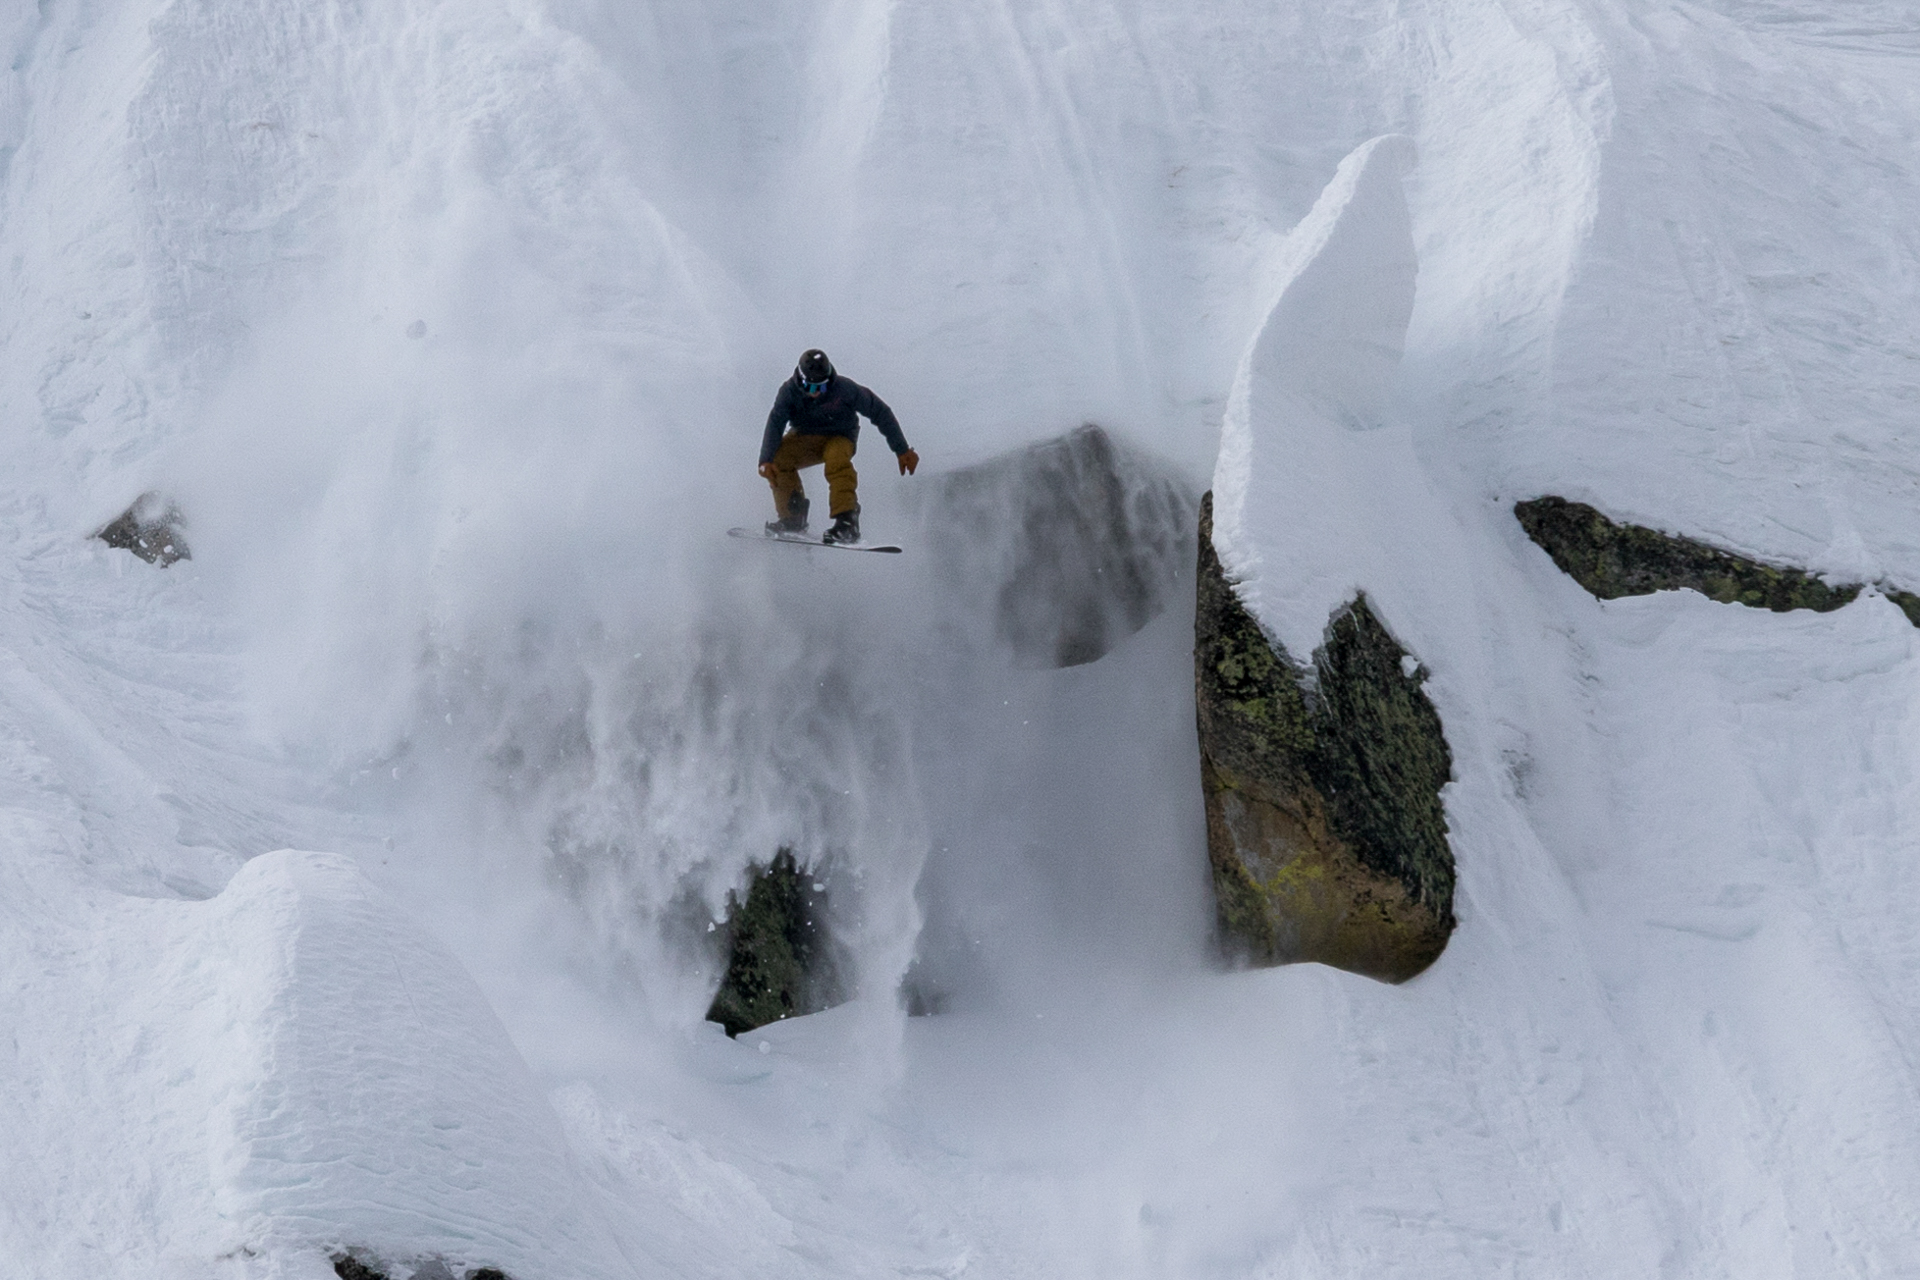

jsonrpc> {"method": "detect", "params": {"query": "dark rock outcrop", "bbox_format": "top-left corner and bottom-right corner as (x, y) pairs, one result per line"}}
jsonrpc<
(95, 491), (190, 566)
(1514, 496), (1907, 618)
(332, 1253), (511, 1280)
(921, 424), (1194, 667)
(1194, 493), (1454, 983)
(706, 849), (847, 1036)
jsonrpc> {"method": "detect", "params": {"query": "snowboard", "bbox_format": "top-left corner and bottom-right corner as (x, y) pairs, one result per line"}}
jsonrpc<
(727, 527), (903, 554)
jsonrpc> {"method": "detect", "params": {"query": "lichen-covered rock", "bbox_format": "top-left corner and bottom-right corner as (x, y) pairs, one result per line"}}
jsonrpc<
(95, 491), (190, 566)
(1195, 493), (1454, 983)
(706, 849), (846, 1036)
(1514, 496), (1861, 613)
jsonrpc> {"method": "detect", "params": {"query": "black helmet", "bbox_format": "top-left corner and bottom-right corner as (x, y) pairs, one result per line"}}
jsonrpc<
(796, 349), (834, 387)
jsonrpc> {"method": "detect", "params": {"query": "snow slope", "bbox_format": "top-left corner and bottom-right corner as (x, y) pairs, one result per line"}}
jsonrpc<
(3, 0), (1919, 1275)
(4, 850), (630, 1278)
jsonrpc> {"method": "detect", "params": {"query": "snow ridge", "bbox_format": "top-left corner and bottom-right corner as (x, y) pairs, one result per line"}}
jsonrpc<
(1212, 135), (1418, 643)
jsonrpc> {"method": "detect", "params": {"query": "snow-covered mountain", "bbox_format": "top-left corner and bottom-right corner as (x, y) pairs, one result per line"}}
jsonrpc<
(3, 0), (1918, 1276)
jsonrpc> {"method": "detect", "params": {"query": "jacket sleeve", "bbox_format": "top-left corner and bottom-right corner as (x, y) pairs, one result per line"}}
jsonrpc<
(759, 384), (794, 465)
(852, 382), (910, 454)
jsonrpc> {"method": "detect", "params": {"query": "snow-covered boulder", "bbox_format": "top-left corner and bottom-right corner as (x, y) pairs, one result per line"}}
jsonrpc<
(199, 851), (608, 1277)
(1195, 135), (1455, 982)
(5, 848), (624, 1279)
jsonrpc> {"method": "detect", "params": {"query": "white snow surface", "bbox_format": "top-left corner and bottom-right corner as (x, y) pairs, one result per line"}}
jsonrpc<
(3, 0), (1919, 1276)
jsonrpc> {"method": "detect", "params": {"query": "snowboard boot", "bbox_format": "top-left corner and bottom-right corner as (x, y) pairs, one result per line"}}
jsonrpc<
(820, 507), (861, 546)
(765, 493), (810, 536)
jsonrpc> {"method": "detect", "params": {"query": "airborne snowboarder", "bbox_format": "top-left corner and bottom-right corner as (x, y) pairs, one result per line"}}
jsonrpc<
(758, 349), (918, 545)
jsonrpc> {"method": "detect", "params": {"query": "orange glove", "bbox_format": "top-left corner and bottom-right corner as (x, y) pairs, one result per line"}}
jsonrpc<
(898, 449), (919, 476)
(758, 462), (777, 480)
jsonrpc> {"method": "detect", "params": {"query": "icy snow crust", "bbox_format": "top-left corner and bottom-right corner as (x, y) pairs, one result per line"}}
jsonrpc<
(2, 0), (1919, 1276)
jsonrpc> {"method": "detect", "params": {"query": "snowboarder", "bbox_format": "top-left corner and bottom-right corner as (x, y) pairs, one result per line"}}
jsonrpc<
(758, 349), (918, 545)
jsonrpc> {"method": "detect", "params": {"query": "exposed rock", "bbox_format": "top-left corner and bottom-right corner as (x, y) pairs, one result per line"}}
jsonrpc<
(706, 849), (847, 1036)
(95, 491), (190, 565)
(1515, 496), (1874, 614)
(1194, 493), (1454, 983)
(331, 1253), (511, 1280)
(920, 423), (1194, 667)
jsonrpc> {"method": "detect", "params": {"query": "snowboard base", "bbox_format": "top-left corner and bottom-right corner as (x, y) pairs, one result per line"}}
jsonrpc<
(728, 527), (903, 554)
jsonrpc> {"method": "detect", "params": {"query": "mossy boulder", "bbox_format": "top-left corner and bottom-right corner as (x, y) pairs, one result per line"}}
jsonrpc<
(1515, 496), (1869, 613)
(1194, 493), (1455, 983)
(706, 849), (846, 1036)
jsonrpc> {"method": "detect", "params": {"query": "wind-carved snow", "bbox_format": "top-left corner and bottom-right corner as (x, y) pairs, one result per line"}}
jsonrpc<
(1206, 131), (1497, 691)
(1212, 134), (1424, 656)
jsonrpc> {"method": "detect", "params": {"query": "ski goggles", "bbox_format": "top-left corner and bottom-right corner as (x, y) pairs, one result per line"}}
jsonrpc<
(800, 377), (829, 395)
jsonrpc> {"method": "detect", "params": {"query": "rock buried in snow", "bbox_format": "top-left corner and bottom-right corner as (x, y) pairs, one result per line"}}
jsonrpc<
(706, 849), (848, 1037)
(94, 491), (190, 565)
(332, 1253), (512, 1280)
(1193, 493), (1455, 983)
(1512, 496), (1894, 616)
(1515, 495), (1920, 625)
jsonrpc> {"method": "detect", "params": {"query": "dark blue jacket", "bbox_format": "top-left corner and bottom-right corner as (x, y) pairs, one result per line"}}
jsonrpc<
(759, 375), (909, 465)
